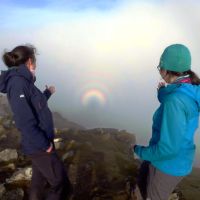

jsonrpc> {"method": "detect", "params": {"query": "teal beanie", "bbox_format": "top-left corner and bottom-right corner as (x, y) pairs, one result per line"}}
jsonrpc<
(159, 44), (191, 72)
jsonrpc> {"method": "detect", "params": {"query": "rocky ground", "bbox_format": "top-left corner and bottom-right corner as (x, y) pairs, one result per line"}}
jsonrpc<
(0, 94), (199, 200)
(0, 115), (139, 199)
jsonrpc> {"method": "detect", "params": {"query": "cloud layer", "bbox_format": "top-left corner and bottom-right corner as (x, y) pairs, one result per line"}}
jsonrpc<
(1, 0), (200, 165)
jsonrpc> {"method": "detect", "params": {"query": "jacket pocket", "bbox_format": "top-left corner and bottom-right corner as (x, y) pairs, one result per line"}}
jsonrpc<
(31, 93), (47, 113)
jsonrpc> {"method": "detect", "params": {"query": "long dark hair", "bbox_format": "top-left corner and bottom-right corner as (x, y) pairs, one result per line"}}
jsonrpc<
(166, 70), (200, 85)
(2, 44), (36, 68)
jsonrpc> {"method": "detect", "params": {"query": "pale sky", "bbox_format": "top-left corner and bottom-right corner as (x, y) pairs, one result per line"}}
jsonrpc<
(1, 0), (200, 166)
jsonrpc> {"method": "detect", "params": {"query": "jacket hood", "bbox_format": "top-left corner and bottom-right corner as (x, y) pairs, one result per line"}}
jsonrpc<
(0, 64), (34, 94)
(158, 83), (200, 109)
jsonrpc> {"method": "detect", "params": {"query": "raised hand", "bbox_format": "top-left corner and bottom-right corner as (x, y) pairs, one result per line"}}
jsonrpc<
(157, 82), (166, 91)
(46, 85), (56, 94)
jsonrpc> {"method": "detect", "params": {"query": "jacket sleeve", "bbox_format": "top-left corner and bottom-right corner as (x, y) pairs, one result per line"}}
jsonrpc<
(135, 97), (186, 162)
(8, 77), (50, 151)
(43, 89), (52, 100)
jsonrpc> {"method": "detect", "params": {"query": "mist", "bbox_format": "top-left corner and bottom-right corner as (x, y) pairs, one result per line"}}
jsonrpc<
(1, 0), (200, 166)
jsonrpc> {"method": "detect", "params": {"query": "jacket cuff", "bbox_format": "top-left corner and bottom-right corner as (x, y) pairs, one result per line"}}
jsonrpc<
(134, 145), (144, 158)
(43, 89), (52, 100)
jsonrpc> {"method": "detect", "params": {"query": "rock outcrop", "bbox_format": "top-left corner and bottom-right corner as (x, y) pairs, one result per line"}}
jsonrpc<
(53, 112), (85, 130)
(0, 97), (199, 200)
(0, 113), (138, 199)
(0, 149), (18, 162)
(6, 167), (32, 184)
(0, 95), (11, 117)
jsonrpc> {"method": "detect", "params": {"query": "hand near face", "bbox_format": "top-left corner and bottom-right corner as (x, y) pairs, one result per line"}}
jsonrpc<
(46, 85), (56, 94)
(157, 82), (166, 91)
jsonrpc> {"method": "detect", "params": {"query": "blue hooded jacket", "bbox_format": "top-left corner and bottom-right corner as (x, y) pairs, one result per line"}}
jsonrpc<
(0, 65), (55, 155)
(135, 82), (200, 176)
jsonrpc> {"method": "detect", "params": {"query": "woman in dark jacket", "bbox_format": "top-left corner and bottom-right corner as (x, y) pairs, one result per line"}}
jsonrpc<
(0, 44), (71, 200)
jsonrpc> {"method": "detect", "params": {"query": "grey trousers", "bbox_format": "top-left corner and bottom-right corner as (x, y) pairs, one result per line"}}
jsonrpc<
(137, 162), (183, 200)
(146, 164), (183, 200)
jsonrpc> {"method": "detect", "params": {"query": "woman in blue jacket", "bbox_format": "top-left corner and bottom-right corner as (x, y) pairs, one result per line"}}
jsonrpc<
(133, 44), (200, 200)
(0, 45), (72, 200)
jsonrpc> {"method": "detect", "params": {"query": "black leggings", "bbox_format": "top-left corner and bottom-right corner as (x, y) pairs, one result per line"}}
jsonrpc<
(29, 151), (72, 200)
(137, 161), (150, 199)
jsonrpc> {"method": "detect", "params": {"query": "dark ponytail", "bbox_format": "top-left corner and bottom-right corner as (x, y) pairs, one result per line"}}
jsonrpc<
(186, 70), (200, 85)
(166, 70), (200, 85)
(2, 44), (36, 68)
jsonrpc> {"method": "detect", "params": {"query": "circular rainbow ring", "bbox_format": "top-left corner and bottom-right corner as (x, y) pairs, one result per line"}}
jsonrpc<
(81, 89), (106, 106)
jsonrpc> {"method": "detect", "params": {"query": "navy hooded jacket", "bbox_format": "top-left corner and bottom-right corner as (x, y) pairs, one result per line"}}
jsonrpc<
(0, 64), (55, 155)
